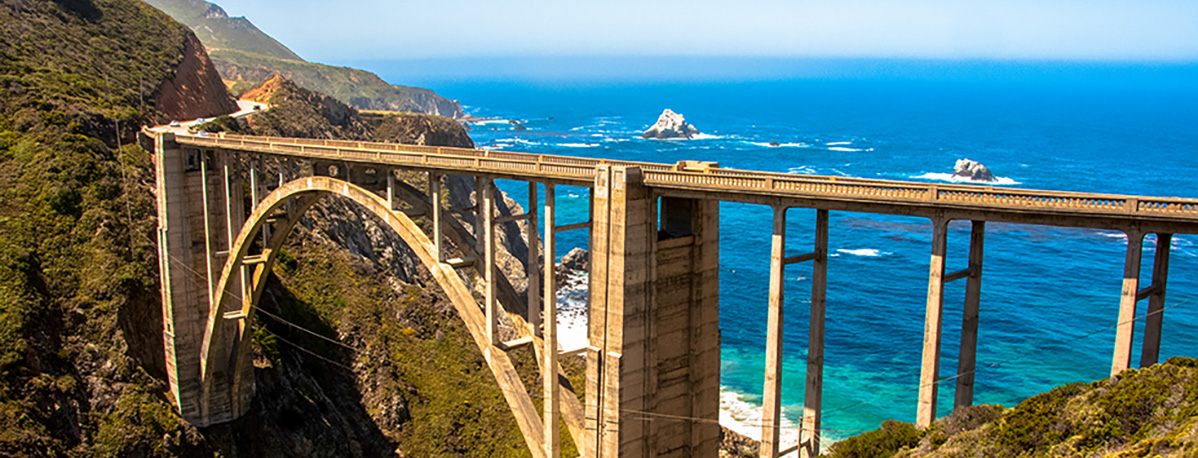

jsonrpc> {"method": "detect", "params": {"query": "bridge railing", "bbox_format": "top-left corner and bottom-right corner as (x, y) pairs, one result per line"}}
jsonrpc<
(174, 133), (1198, 220)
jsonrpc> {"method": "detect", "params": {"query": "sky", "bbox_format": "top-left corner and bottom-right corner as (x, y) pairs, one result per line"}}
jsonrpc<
(219, 0), (1198, 64)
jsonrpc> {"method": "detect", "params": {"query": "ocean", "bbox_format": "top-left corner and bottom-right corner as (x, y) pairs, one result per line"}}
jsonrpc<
(371, 59), (1198, 449)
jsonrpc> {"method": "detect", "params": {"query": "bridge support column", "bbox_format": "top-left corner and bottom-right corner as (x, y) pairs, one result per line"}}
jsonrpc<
(1112, 231), (1145, 376)
(154, 136), (247, 426)
(1140, 234), (1172, 368)
(543, 184), (560, 458)
(528, 182), (541, 335)
(761, 206), (787, 457)
(917, 217), (949, 428)
(431, 172), (445, 262)
(587, 166), (720, 458)
(219, 150), (252, 419)
(800, 209), (829, 458)
(760, 207), (830, 458)
(482, 176), (499, 346)
(954, 221), (985, 410)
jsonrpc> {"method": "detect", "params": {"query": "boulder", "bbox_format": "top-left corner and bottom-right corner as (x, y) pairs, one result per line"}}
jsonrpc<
(642, 109), (700, 139)
(560, 247), (589, 272)
(953, 159), (995, 182)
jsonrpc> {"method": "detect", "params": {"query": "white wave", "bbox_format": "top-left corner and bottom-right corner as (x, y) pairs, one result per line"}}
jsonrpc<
(560, 143), (600, 148)
(749, 141), (810, 148)
(827, 146), (874, 152)
(490, 137), (539, 145)
(647, 133), (724, 141)
(837, 248), (886, 257)
(826, 141), (853, 146)
(789, 166), (817, 175)
(468, 119), (513, 125)
(912, 172), (1021, 185)
(555, 270), (590, 353)
(719, 388), (801, 450)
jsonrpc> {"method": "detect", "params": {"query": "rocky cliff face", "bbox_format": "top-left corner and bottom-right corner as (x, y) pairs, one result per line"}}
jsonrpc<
(151, 33), (239, 123)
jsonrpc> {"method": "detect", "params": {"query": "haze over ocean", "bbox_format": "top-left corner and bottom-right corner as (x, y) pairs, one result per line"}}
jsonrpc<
(369, 58), (1198, 447)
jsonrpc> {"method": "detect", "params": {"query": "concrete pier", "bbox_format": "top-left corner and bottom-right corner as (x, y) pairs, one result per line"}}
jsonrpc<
(587, 166), (720, 458)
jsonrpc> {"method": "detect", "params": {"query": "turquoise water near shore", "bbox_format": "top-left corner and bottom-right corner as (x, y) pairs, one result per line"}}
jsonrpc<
(378, 61), (1198, 446)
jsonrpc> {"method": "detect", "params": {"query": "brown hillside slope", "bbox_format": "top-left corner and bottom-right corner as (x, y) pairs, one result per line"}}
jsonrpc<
(152, 32), (238, 122)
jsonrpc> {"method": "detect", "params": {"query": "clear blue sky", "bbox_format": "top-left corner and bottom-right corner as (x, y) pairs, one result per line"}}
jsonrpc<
(221, 0), (1198, 63)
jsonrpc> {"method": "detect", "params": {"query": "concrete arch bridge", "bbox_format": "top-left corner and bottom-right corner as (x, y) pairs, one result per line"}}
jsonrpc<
(148, 131), (1198, 458)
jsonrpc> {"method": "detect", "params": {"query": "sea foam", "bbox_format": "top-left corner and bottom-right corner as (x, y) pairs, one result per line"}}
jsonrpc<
(719, 388), (802, 453)
(913, 172), (1021, 185)
(555, 270), (590, 353)
(748, 141), (810, 148)
(837, 248), (886, 257)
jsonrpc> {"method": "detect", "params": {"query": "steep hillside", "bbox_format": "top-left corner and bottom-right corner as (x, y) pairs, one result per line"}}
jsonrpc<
(210, 48), (464, 117)
(0, 0), (233, 454)
(233, 74), (372, 139)
(141, 0), (301, 60)
(826, 357), (1198, 458)
(143, 0), (465, 118)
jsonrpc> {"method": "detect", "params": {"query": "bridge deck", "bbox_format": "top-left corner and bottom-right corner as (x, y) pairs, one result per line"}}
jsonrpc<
(174, 133), (1198, 233)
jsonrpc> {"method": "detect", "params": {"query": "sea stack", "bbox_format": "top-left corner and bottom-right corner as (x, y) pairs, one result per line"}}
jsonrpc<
(953, 158), (995, 182)
(642, 109), (700, 139)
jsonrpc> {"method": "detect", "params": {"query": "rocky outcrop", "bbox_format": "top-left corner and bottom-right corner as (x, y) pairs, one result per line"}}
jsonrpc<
(395, 85), (466, 119)
(560, 247), (589, 271)
(719, 427), (760, 458)
(239, 75), (372, 139)
(366, 112), (475, 148)
(952, 159), (994, 182)
(151, 33), (238, 123)
(642, 109), (700, 139)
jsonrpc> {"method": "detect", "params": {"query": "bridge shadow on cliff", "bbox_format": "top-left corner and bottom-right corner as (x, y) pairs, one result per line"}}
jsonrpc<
(199, 275), (393, 458)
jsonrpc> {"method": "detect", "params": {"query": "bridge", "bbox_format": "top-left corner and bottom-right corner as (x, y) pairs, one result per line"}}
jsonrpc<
(148, 131), (1198, 458)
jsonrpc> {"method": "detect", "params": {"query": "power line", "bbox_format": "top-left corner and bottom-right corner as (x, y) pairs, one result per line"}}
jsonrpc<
(260, 327), (354, 371)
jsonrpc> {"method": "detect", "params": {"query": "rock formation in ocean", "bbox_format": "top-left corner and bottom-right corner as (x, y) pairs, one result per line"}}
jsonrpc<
(561, 247), (589, 271)
(642, 109), (701, 139)
(953, 158), (995, 182)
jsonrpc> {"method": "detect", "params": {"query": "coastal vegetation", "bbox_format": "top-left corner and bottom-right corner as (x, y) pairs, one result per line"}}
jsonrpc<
(0, 0), (200, 453)
(825, 357), (1198, 458)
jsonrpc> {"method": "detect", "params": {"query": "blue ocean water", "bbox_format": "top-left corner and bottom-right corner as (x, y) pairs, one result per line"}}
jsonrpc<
(380, 61), (1198, 446)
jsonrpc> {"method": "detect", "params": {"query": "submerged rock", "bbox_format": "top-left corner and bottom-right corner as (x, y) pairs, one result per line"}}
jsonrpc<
(953, 158), (995, 182)
(642, 109), (700, 139)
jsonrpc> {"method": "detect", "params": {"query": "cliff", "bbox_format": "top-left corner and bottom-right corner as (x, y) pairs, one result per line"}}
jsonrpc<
(0, 0), (230, 454)
(151, 33), (239, 122)
(141, 0), (302, 61)
(143, 0), (465, 118)
(826, 357), (1198, 458)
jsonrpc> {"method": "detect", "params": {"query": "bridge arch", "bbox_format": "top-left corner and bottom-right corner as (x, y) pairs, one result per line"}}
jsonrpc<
(196, 176), (547, 452)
